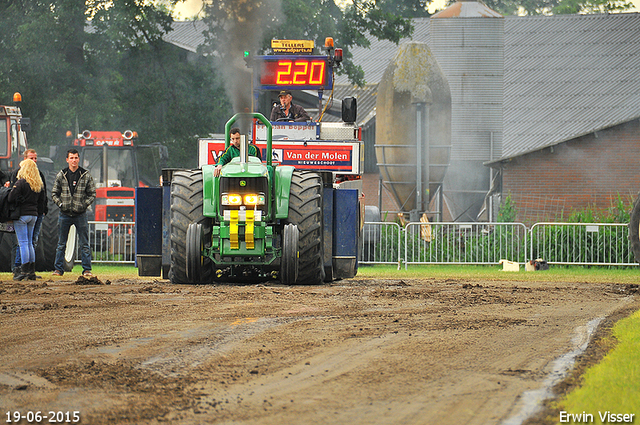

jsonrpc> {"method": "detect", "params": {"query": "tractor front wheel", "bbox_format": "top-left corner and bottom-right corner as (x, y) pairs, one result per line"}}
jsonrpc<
(629, 192), (640, 263)
(280, 223), (299, 284)
(286, 171), (325, 285)
(186, 223), (205, 283)
(170, 169), (213, 284)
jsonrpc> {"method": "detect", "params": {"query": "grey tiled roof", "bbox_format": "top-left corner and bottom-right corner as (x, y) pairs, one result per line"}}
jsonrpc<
(164, 20), (207, 53)
(164, 13), (640, 160)
(501, 13), (640, 159)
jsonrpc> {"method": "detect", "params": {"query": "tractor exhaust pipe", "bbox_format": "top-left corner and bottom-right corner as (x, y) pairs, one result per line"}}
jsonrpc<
(239, 134), (249, 169)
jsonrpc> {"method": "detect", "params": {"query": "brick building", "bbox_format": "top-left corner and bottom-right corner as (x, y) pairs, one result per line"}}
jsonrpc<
(490, 119), (640, 225)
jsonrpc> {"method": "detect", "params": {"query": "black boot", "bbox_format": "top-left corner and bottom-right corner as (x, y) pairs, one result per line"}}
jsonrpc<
(27, 262), (36, 281)
(12, 266), (21, 280)
(14, 264), (28, 281)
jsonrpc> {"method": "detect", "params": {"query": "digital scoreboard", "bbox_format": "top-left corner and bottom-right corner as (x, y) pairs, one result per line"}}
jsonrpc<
(255, 56), (332, 91)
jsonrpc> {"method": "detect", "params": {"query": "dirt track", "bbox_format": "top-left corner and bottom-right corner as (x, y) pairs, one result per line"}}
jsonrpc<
(0, 275), (637, 425)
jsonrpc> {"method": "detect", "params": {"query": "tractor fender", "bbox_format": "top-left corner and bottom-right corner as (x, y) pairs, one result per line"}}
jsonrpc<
(201, 164), (217, 218)
(274, 166), (295, 219)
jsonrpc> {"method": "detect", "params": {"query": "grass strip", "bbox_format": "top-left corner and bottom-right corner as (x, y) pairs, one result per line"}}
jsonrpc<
(553, 310), (640, 424)
(2, 264), (640, 284)
(356, 264), (640, 284)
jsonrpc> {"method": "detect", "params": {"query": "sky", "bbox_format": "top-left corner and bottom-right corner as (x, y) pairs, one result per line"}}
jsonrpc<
(172, 0), (640, 19)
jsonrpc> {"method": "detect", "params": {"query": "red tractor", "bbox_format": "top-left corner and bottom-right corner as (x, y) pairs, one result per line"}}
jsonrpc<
(0, 93), (58, 272)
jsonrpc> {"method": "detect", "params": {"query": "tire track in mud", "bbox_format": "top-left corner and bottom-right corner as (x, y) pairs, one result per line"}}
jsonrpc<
(139, 317), (301, 376)
(82, 316), (305, 377)
(185, 331), (408, 422)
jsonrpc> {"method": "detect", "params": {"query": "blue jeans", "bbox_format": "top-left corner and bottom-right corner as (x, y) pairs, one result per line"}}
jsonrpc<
(54, 212), (91, 273)
(13, 215), (37, 265)
(14, 214), (43, 267)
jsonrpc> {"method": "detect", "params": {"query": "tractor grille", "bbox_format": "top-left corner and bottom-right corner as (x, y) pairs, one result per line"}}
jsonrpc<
(219, 176), (269, 213)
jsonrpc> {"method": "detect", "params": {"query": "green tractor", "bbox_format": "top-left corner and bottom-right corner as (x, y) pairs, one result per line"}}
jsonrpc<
(168, 113), (329, 284)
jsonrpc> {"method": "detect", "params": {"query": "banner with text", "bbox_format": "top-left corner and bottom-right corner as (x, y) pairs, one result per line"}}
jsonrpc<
(199, 140), (360, 174)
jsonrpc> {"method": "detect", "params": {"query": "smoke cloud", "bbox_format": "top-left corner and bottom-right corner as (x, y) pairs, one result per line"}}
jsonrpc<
(207, 0), (282, 130)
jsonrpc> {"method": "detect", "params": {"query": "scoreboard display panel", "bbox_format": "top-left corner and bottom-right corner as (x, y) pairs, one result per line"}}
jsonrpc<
(255, 56), (332, 91)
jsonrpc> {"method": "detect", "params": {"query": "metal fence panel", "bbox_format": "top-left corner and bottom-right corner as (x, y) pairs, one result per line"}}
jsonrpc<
(404, 222), (528, 268)
(529, 222), (636, 266)
(359, 222), (402, 269)
(67, 221), (136, 265)
(75, 221), (636, 268)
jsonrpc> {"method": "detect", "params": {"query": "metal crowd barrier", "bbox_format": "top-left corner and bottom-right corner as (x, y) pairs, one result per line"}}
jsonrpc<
(75, 221), (136, 264)
(404, 222), (528, 268)
(529, 222), (636, 266)
(360, 221), (403, 269)
(78, 221), (635, 268)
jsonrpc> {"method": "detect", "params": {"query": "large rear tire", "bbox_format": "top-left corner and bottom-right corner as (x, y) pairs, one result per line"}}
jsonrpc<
(35, 169), (58, 271)
(286, 171), (325, 285)
(0, 233), (13, 272)
(629, 192), (640, 263)
(170, 169), (213, 284)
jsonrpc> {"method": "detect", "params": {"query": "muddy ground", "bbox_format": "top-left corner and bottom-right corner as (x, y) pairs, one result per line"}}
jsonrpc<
(0, 274), (638, 425)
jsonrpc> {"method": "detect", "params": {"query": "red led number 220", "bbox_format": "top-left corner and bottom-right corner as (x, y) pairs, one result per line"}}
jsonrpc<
(261, 59), (326, 87)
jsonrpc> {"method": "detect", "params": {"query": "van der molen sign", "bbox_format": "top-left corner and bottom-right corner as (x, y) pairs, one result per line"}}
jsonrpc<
(271, 40), (314, 54)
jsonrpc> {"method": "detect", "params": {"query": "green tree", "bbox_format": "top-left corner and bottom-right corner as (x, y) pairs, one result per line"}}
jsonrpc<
(551, 0), (632, 14)
(200, 0), (415, 87)
(482, 0), (632, 15)
(379, 0), (431, 17)
(0, 0), (230, 168)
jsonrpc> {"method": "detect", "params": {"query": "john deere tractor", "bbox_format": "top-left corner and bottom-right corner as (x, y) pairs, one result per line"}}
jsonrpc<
(168, 113), (338, 284)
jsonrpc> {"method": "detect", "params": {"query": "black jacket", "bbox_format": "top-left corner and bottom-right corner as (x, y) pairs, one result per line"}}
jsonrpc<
(8, 178), (45, 217)
(10, 167), (48, 215)
(270, 102), (311, 122)
(0, 186), (20, 222)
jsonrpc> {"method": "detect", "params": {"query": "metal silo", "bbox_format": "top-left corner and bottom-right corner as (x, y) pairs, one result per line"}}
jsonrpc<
(430, 0), (504, 221)
(375, 42), (452, 221)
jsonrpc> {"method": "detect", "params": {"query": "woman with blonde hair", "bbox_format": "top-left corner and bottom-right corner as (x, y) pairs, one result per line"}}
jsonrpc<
(8, 159), (45, 280)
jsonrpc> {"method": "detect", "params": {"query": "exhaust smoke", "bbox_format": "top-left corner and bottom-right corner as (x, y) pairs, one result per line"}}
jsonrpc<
(204, 0), (282, 133)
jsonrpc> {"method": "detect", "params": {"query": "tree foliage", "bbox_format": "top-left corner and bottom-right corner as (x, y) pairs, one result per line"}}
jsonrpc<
(200, 0), (417, 87)
(0, 0), (230, 168)
(483, 0), (632, 15)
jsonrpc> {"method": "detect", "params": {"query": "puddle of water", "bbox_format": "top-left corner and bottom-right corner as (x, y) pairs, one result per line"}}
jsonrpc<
(501, 317), (603, 425)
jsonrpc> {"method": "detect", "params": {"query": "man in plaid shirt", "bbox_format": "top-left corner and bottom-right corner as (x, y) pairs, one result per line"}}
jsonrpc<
(51, 148), (96, 277)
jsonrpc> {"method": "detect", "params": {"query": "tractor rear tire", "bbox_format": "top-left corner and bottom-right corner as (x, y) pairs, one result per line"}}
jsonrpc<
(629, 192), (640, 263)
(0, 233), (13, 272)
(35, 169), (58, 271)
(170, 169), (213, 284)
(286, 171), (325, 285)
(280, 223), (299, 285)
